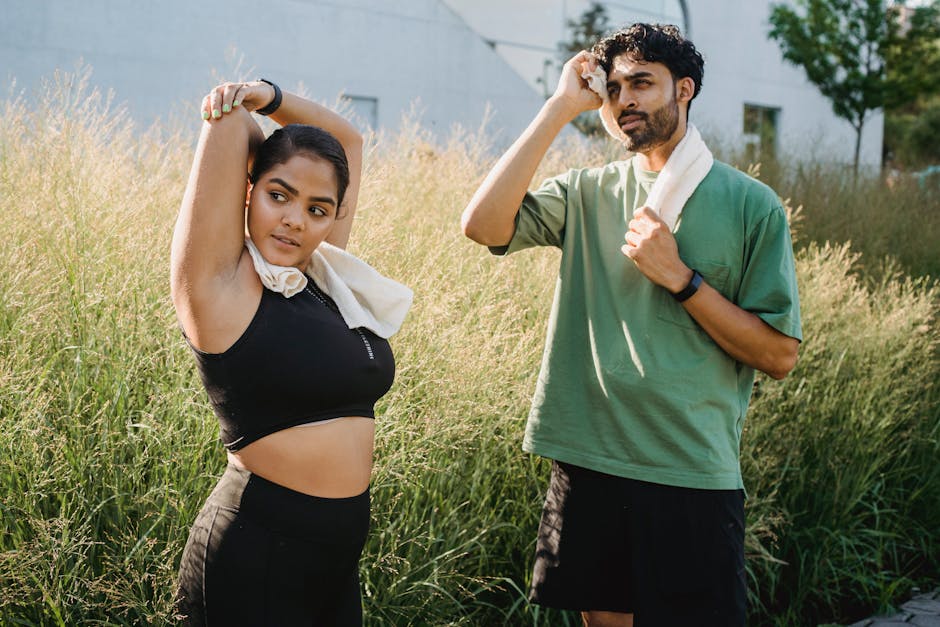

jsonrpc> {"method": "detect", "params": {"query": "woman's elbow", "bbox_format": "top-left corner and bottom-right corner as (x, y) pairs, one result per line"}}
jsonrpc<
(344, 132), (364, 162)
(348, 130), (364, 151)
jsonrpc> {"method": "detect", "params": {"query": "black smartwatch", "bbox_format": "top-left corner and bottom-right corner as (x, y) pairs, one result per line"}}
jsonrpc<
(672, 269), (703, 302)
(256, 79), (282, 116)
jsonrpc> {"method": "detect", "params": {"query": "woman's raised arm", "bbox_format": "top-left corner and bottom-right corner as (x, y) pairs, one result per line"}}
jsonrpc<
(170, 83), (263, 318)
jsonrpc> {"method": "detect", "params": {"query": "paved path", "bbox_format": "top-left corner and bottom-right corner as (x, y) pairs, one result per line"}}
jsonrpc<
(847, 589), (940, 627)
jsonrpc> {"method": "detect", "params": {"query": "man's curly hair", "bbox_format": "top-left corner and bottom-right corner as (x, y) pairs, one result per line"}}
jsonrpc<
(592, 23), (705, 110)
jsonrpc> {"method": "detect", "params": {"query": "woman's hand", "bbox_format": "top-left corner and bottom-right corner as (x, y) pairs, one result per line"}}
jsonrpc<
(201, 81), (276, 120)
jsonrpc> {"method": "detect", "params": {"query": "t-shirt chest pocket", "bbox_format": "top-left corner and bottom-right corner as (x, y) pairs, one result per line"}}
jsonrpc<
(656, 259), (733, 333)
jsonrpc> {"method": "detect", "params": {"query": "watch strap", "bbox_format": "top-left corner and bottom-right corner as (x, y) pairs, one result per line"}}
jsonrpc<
(672, 270), (703, 302)
(255, 79), (282, 116)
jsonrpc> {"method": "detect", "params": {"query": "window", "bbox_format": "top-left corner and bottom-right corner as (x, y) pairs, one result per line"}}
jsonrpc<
(743, 104), (780, 162)
(341, 95), (378, 131)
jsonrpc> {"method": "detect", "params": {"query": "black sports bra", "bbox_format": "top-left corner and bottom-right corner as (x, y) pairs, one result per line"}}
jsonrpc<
(186, 280), (395, 451)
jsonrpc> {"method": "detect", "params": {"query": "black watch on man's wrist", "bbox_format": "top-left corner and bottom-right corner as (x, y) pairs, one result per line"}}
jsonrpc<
(672, 269), (703, 302)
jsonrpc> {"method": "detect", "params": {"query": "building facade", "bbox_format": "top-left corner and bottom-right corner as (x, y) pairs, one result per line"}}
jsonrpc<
(446, 0), (884, 169)
(1, 0), (545, 141)
(2, 0), (884, 168)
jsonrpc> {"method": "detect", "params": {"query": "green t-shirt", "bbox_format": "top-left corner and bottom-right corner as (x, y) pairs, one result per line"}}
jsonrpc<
(493, 159), (802, 490)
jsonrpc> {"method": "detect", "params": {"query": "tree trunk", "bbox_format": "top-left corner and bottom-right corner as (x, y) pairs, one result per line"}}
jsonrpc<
(853, 118), (865, 178)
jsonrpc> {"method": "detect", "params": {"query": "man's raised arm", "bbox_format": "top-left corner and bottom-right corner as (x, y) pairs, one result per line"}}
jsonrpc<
(461, 51), (603, 247)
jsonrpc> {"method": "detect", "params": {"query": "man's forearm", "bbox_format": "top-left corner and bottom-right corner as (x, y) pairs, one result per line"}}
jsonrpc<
(681, 280), (799, 379)
(624, 208), (799, 379)
(461, 97), (577, 246)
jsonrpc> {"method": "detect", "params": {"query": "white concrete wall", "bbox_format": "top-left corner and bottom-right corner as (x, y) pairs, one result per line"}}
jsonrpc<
(688, 0), (883, 169)
(444, 0), (685, 97)
(0, 0), (886, 167)
(445, 0), (883, 169)
(0, 0), (545, 141)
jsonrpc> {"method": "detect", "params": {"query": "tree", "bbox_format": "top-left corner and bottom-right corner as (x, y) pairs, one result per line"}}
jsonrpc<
(559, 1), (611, 59)
(886, 2), (940, 108)
(883, 2), (940, 167)
(885, 95), (940, 166)
(551, 1), (610, 136)
(768, 0), (940, 173)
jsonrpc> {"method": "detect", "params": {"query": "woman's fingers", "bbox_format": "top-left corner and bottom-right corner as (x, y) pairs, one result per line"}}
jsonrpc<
(201, 94), (211, 121)
(220, 82), (241, 114)
(201, 81), (279, 119)
(201, 82), (248, 120)
(209, 86), (223, 119)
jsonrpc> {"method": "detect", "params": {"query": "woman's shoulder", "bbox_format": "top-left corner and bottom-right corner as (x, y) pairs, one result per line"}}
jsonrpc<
(175, 251), (264, 354)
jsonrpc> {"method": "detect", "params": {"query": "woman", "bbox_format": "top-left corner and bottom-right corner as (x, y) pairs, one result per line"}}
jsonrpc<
(171, 80), (403, 625)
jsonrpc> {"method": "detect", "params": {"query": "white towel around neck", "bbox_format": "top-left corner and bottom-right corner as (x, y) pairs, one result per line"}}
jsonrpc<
(634, 123), (713, 231)
(244, 238), (413, 339)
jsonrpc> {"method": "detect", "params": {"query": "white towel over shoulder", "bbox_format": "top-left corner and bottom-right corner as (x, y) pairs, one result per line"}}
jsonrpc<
(244, 239), (413, 339)
(635, 123), (714, 232)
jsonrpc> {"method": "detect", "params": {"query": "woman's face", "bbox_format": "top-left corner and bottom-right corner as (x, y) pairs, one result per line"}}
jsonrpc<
(247, 154), (339, 270)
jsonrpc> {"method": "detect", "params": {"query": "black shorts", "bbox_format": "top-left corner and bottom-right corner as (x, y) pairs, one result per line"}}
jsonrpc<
(176, 464), (370, 626)
(530, 461), (746, 626)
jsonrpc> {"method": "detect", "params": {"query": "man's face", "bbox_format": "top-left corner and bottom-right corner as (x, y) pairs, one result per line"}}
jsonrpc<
(599, 54), (683, 153)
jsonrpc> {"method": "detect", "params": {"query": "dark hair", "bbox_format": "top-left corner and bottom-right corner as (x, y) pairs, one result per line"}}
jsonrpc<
(592, 23), (704, 111)
(249, 124), (350, 214)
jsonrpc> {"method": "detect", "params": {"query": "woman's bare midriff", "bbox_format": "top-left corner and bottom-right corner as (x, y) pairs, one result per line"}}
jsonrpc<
(227, 416), (374, 498)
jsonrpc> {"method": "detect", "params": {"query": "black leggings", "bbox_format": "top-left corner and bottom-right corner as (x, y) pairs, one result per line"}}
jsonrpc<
(176, 464), (370, 626)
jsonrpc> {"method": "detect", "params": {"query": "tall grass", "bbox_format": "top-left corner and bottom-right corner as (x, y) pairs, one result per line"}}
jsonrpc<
(721, 155), (940, 281)
(0, 72), (937, 626)
(741, 242), (939, 625)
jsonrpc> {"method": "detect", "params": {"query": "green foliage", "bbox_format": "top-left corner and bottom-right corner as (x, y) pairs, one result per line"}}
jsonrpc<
(717, 152), (940, 280)
(885, 95), (940, 167)
(558, 1), (610, 59)
(768, 0), (940, 172)
(745, 241), (940, 624)
(768, 0), (886, 127)
(884, 0), (940, 170)
(1, 70), (938, 626)
(883, 1), (940, 112)
(883, 1), (940, 168)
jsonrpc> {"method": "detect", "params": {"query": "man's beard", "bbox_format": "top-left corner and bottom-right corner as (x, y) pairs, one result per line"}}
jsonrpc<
(602, 92), (681, 153)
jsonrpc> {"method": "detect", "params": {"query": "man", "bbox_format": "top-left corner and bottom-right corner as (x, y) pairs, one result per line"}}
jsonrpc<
(461, 24), (801, 626)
